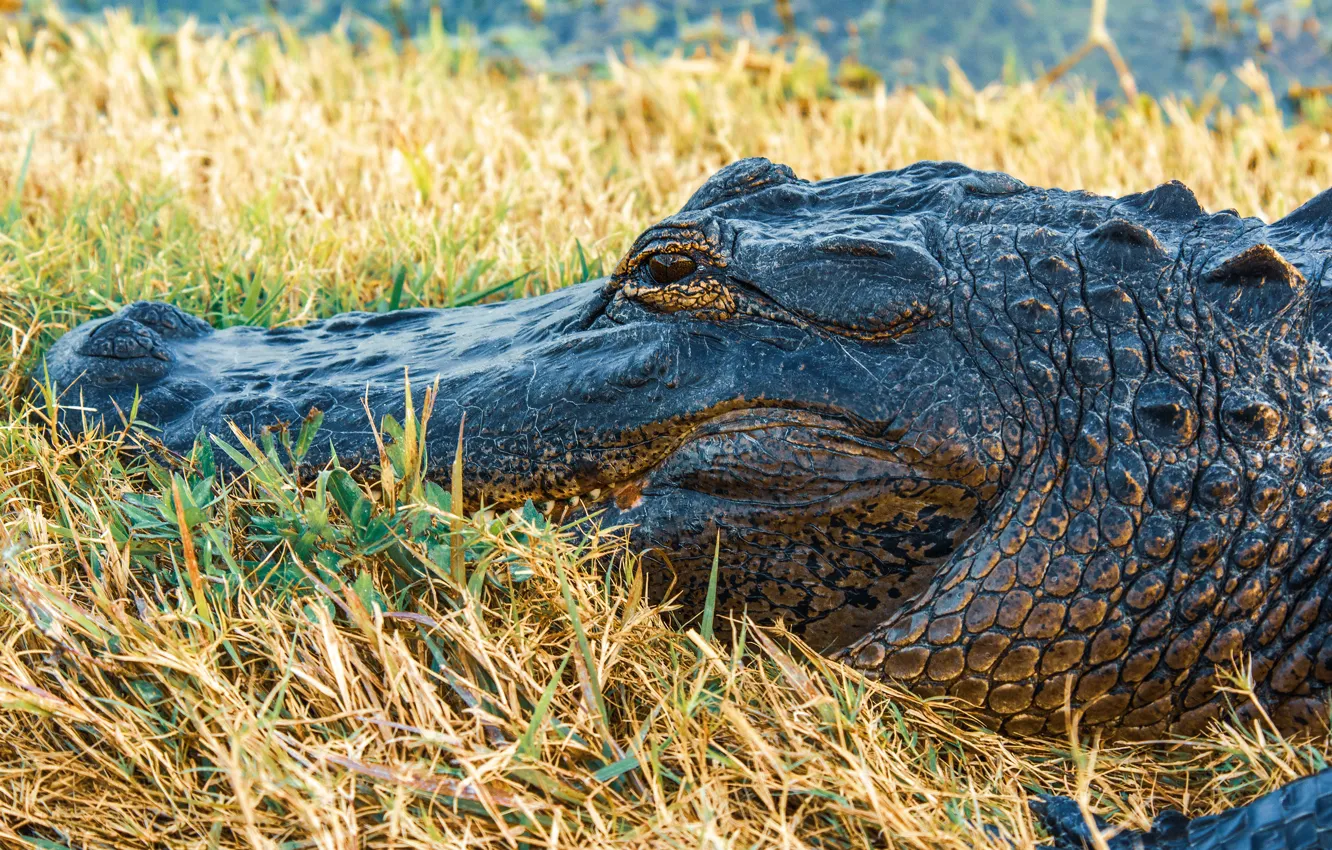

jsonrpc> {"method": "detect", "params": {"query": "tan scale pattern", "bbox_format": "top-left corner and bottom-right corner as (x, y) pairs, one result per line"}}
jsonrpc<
(835, 199), (1332, 740)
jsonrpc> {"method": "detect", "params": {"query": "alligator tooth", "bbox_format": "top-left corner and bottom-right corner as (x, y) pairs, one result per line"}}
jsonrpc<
(587, 488), (602, 501)
(541, 500), (554, 513)
(570, 495), (583, 507)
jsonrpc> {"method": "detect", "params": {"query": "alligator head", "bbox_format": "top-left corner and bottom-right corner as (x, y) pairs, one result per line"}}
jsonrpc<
(38, 158), (1332, 740)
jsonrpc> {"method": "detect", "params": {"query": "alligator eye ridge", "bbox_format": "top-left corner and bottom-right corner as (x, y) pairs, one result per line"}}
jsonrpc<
(648, 253), (697, 284)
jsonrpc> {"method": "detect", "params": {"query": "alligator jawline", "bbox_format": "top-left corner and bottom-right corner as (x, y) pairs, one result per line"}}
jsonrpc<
(493, 406), (889, 517)
(522, 407), (976, 554)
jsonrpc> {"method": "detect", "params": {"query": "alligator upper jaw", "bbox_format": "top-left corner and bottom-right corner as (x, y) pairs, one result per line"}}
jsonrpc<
(34, 278), (782, 497)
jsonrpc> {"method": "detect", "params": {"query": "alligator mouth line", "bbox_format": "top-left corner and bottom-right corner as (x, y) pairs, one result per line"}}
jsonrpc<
(514, 405), (965, 526)
(492, 406), (847, 517)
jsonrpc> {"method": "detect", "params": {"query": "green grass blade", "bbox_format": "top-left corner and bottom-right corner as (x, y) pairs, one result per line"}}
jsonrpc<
(451, 271), (532, 307)
(592, 755), (640, 784)
(700, 530), (721, 645)
(3, 131), (35, 229)
(388, 262), (407, 311)
(517, 650), (570, 759)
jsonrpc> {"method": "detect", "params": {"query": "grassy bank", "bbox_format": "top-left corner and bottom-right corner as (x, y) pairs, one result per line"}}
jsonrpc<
(2, 10), (1331, 849)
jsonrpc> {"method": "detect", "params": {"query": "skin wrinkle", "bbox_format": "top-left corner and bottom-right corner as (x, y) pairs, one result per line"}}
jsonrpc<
(951, 227), (1014, 401)
(37, 157), (1332, 747)
(1009, 236), (1061, 442)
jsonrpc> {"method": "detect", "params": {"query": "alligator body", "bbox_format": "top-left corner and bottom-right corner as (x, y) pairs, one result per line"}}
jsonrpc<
(1035, 767), (1332, 849)
(37, 159), (1332, 846)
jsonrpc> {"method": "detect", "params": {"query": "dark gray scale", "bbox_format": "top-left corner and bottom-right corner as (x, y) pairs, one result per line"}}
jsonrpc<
(1034, 768), (1332, 850)
(1202, 243), (1307, 326)
(1134, 380), (1200, 446)
(1221, 389), (1285, 447)
(1119, 179), (1205, 223)
(78, 318), (168, 362)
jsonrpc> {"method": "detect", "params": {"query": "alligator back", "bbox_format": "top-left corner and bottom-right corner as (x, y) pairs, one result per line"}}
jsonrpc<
(831, 171), (1332, 742)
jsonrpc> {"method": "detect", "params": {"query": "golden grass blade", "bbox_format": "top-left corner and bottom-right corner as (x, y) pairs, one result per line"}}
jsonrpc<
(451, 416), (467, 588)
(171, 476), (213, 628)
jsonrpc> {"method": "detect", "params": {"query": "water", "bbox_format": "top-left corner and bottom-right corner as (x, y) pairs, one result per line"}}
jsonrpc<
(60, 0), (1332, 106)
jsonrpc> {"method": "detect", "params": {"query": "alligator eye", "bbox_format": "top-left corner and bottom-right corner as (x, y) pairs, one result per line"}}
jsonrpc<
(648, 253), (697, 284)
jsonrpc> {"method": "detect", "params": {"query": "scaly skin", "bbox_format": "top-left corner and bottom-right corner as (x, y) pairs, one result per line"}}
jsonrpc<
(1034, 768), (1332, 849)
(34, 159), (1332, 846)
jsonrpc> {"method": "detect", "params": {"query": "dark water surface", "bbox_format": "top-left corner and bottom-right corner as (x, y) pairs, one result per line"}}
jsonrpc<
(64, 1), (1332, 104)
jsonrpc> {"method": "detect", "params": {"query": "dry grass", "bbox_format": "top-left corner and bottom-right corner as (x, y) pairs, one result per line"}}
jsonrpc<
(2, 9), (1332, 849)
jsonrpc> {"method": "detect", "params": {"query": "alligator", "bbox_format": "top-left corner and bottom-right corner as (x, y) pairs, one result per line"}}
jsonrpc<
(33, 158), (1332, 847)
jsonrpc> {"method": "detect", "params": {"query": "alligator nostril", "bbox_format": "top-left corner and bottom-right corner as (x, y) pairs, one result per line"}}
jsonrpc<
(649, 253), (697, 284)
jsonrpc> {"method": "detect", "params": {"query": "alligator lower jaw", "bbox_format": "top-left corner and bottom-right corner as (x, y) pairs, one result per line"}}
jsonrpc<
(474, 405), (846, 518)
(482, 404), (953, 524)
